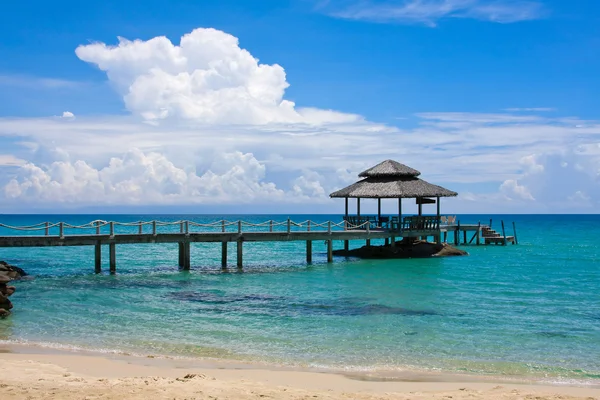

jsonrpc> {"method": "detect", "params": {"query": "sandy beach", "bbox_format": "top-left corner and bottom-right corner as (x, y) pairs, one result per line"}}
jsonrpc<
(0, 346), (598, 400)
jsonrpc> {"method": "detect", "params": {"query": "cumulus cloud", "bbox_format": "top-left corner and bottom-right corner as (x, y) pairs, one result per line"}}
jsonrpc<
(318, 0), (545, 26)
(61, 111), (75, 119)
(75, 28), (308, 124)
(500, 179), (535, 201)
(3, 149), (301, 205)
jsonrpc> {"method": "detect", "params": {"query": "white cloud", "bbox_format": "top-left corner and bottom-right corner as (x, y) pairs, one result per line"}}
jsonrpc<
(75, 28), (308, 124)
(61, 111), (75, 119)
(4, 149), (309, 205)
(500, 179), (535, 201)
(317, 0), (545, 26)
(0, 155), (26, 167)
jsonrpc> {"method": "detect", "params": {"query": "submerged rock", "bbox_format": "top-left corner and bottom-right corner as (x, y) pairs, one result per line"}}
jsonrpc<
(333, 240), (467, 259)
(0, 261), (27, 279)
(0, 261), (25, 318)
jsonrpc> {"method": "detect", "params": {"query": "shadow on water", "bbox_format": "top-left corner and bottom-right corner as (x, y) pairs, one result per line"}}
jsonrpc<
(169, 291), (438, 317)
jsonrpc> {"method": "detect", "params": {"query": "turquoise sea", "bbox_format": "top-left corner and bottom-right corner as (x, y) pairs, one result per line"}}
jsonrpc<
(0, 214), (599, 385)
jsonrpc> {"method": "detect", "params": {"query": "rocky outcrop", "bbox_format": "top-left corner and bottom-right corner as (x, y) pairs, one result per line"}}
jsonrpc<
(0, 261), (26, 318)
(332, 240), (468, 259)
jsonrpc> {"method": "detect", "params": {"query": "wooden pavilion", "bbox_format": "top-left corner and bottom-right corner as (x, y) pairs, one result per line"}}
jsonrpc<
(330, 160), (457, 243)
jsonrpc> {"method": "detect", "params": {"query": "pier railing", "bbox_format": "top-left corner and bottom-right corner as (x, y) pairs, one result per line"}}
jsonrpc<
(0, 218), (376, 238)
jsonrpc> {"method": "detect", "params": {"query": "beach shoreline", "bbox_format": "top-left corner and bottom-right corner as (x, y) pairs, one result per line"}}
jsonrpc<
(1, 342), (599, 399)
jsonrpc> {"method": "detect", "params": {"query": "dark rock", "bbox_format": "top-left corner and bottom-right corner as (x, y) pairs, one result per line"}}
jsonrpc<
(0, 284), (15, 296)
(0, 308), (10, 318)
(0, 293), (12, 310)
(0, 261), (27, 279)
(332, 240), (467, 259)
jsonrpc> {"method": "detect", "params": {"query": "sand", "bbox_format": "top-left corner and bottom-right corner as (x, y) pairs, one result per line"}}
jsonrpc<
(0, 348), (599, 400)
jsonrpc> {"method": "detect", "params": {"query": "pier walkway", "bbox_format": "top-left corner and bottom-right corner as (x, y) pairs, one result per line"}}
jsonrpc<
(0, 218), (517, 273)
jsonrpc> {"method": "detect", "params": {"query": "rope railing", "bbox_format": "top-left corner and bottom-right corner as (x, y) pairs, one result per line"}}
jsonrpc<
(0, 218), (377, 238)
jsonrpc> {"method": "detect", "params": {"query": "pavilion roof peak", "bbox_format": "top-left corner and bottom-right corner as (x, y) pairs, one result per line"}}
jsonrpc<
(358, 160), (421, 178)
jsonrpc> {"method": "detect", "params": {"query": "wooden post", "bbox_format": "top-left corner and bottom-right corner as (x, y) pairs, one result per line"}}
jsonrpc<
(443, 231), (447, 243)
(183, 242), (191, 270)
(179, 243), (185, 267)
(221, 220), (227, 269)
(463, 230), (467, 244)
(501, 220), (507, 246)
(269, 220), (273, 232)
(327, 240), (333, 263)
(96, 221), (100, 235)
(95, 242), (102, 274)
(237, 240), (243, 269)
(109, 243), (116, 274)
(45, 222), (49, 236)
(476, 221), (481, 245)
(513, 222), (519, 245)
(306, 221), (312, 263)
(489, 218), (493, 229)
(152, 221), (157, 236)
(391, 236), (396, 247)
(455, 221), (460, 245)
(238, 220), (242, 234)
(343, 219), (349, 251)
(178, 222), (185, 267)
(138, 221), (143, 235)
(357, 198), (361, 217)
(110, 222), (114, 237)
(377, 198), (381, 225)
(59, 222), (64, 239)
(287, 218), (291, 234)
(345, 197), (349, 218)
(398, 198), (402, 224)
(221, 242), (228, 269)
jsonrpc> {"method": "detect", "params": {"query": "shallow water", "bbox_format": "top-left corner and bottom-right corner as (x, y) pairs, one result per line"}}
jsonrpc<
(1, 214), (599, 384)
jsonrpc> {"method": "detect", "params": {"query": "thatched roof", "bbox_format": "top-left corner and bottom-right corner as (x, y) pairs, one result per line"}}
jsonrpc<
(359, 160), (420, 178)
(330, 160), (457, 199)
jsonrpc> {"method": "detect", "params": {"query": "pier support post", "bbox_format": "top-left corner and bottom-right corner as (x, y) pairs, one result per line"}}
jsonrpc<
(221, 242), (228, 269)
(463, 230), (467, 245)
(501, 221), (507, 246)
(178, 243), (185, 267)
(306, 241), (312, 263)
(109, 243), (116, 274)
(94, 242), (102, 274)
(477, 222), (481, 245)
(366, 239), (371, 247)
(183, 242), (191, 270)
(443, 232), (447, 243)
(237, 240), (243, 269)
(327, 240), (333, 263)
(391, 236), (396, 247)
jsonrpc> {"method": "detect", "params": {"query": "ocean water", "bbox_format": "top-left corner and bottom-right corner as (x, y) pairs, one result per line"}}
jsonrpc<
(0, 214), (599, 385)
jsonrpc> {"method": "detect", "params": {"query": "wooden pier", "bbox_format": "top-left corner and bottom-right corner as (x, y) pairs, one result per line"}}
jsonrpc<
(0, 217), (518, 273)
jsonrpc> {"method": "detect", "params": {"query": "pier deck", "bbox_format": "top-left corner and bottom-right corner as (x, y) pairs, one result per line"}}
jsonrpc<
(0, 218), (517, 272)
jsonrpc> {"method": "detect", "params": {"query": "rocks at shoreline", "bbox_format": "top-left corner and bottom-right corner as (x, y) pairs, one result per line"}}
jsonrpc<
(332, 240), (468, 259)
(0, 261), (26, 318)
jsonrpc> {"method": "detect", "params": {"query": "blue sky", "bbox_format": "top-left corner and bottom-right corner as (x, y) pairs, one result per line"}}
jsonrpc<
(1, 0), (599, 213)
